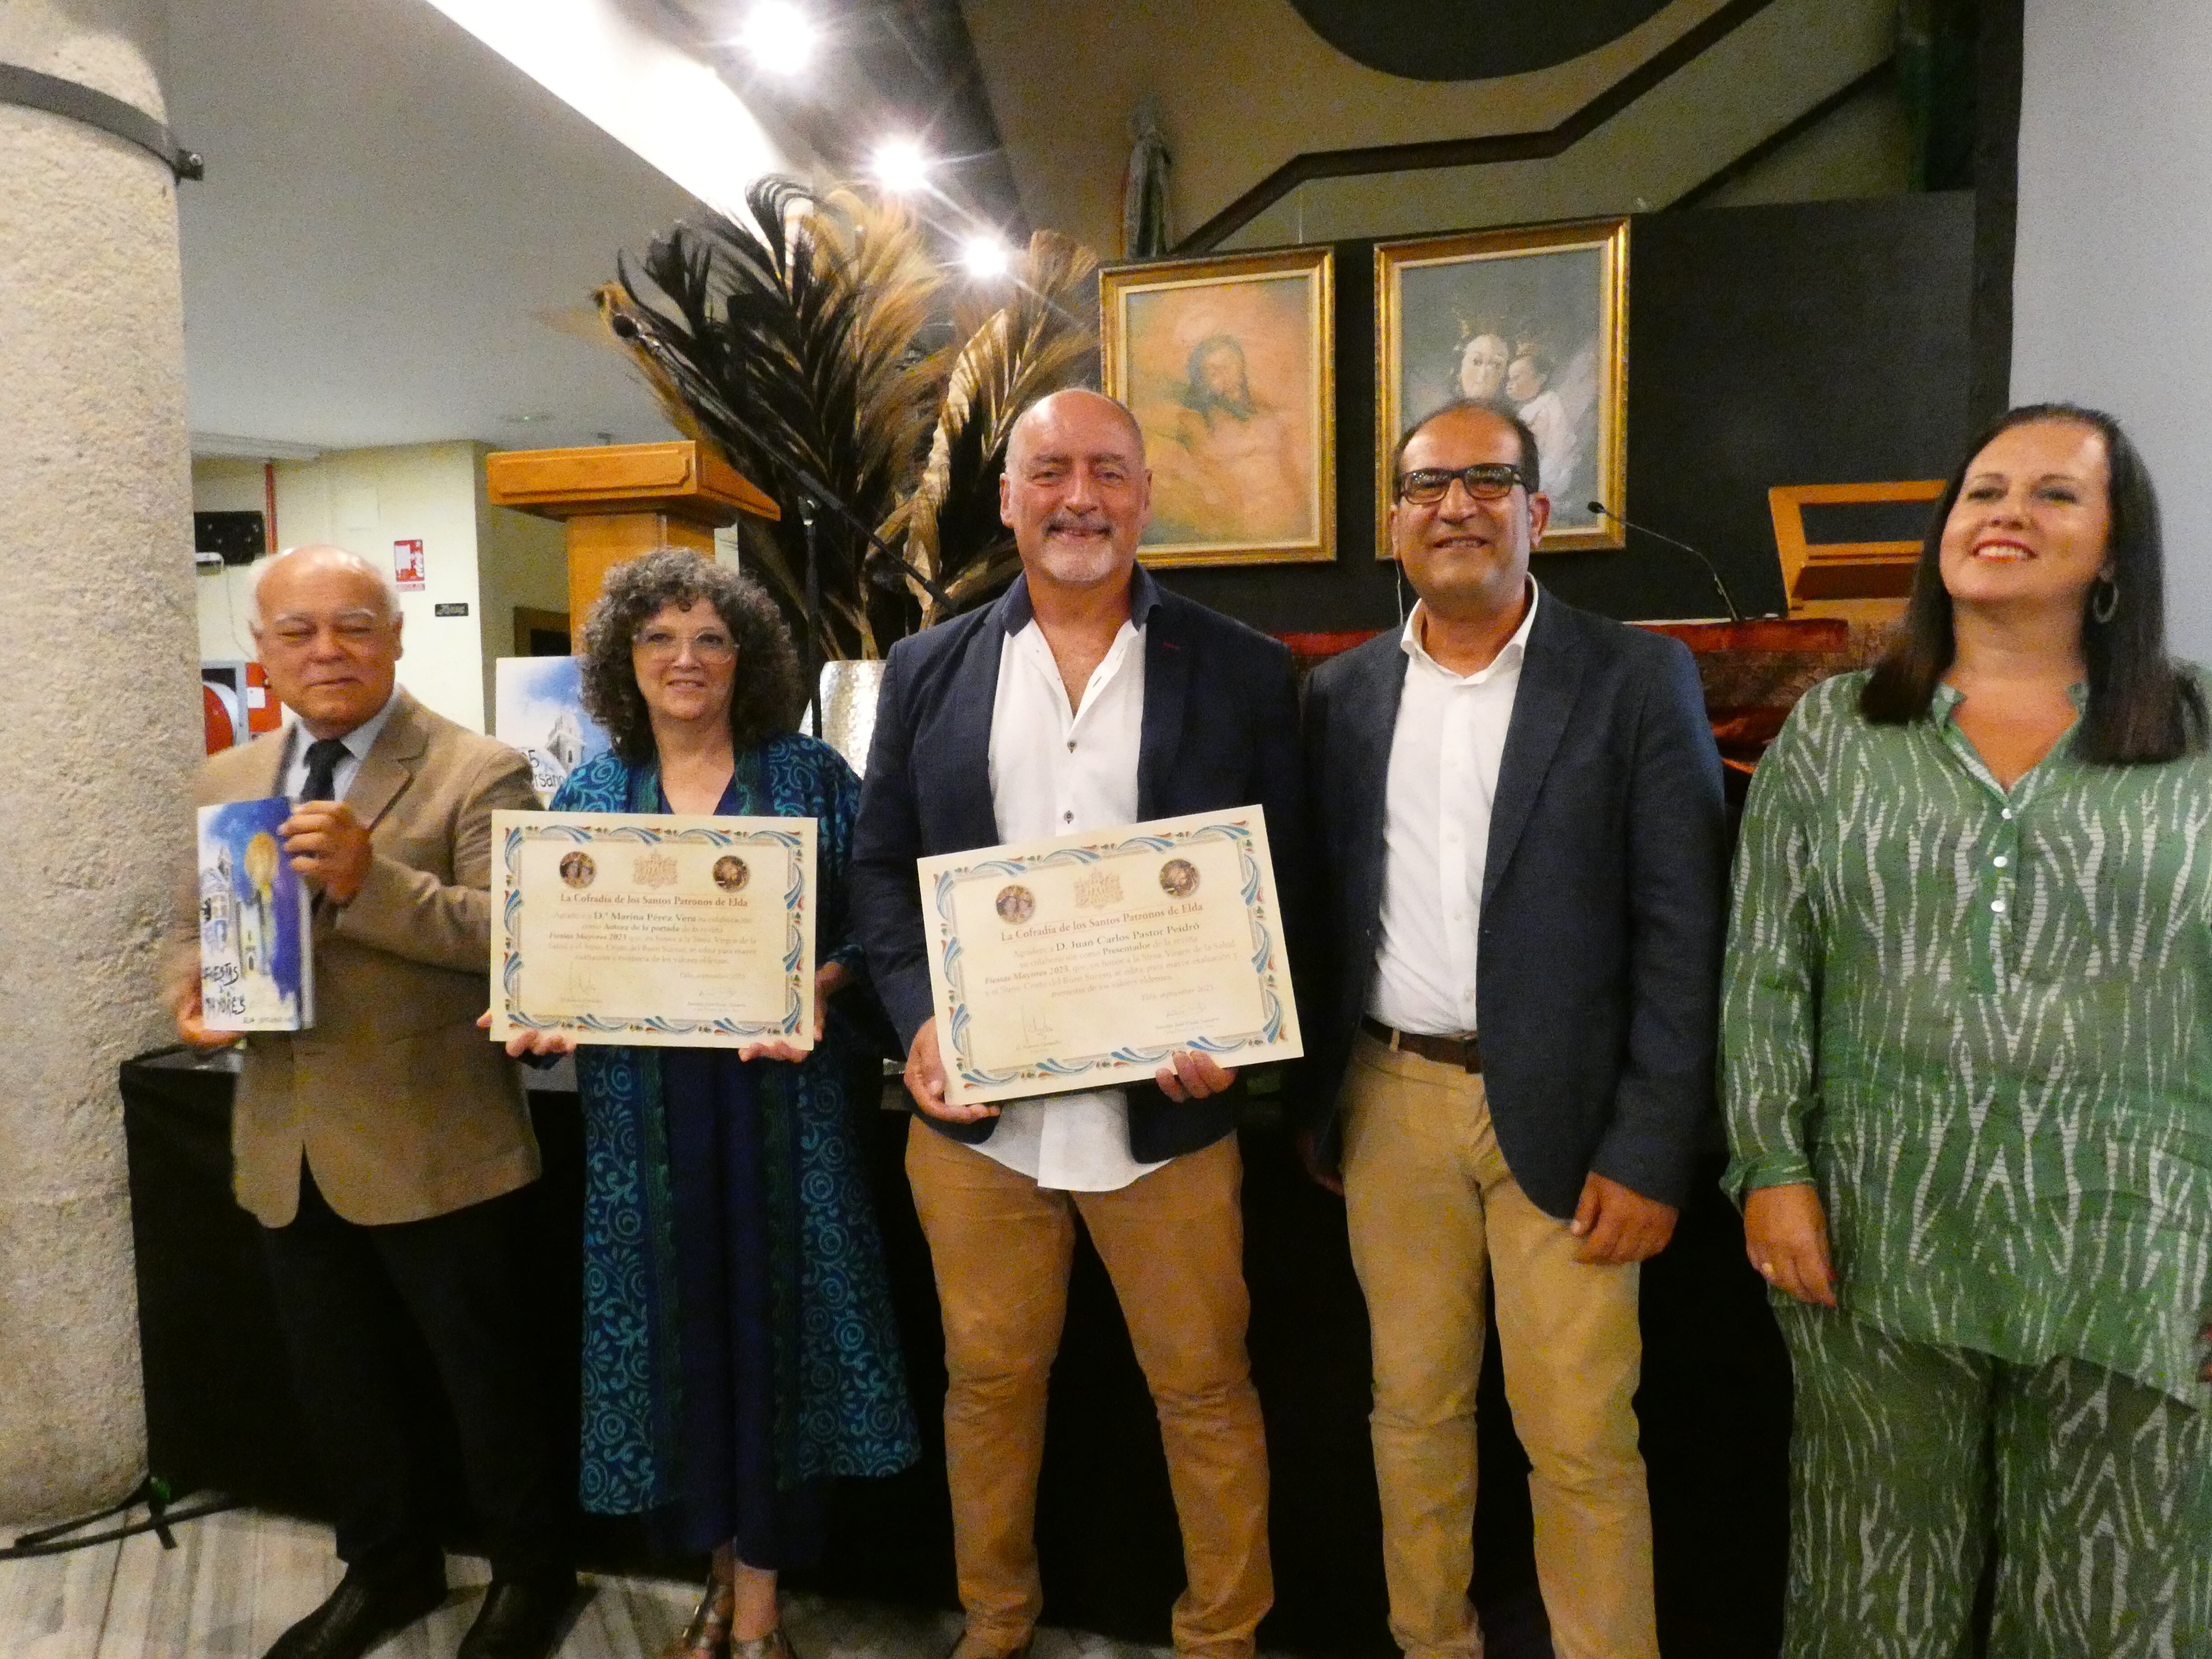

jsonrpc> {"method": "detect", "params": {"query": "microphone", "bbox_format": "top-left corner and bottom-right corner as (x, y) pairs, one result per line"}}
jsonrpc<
(1587, 501), (1745, 624)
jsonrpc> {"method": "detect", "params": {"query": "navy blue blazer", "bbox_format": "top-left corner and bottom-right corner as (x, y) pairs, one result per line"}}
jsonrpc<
(851, 568), (1308, 1162)
(1300, 589), (1725, 1216)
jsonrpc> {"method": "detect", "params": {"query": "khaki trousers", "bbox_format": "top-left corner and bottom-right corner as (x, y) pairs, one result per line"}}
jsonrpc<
(1339, 1032), (1656, 1659)
(905, 1120), (1273, 1658)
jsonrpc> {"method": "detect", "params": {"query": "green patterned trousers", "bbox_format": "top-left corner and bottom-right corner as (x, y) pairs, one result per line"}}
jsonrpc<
(1776, 1305), (2212, 1658)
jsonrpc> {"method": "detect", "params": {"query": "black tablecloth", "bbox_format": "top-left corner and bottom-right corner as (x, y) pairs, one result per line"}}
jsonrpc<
(120, 1049), (1790, 1655)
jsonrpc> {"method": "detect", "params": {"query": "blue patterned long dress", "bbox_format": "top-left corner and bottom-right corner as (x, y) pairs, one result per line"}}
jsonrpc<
(555, 734), (918, 1563)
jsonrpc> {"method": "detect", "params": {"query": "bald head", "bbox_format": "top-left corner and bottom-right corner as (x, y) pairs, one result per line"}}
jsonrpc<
(251, 544), (402, 629)
(1007, 389), (1146, 473)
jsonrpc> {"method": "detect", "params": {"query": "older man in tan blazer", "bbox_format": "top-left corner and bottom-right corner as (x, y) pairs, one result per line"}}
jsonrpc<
(173, 546), (570, 1659)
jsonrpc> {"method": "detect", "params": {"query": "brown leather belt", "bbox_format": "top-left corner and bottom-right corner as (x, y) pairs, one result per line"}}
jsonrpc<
(1361, 1016), (1482, 1073)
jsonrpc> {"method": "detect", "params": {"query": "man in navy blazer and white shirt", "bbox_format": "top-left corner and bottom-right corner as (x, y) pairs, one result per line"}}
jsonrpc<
(1300, 400), (1725, 1659)
(851, 390), (1304, 1659)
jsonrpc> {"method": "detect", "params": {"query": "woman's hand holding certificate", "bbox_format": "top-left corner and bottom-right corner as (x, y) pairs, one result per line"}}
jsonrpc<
(916, 806), (1303, 1106)
(490, 810), (816, 1049)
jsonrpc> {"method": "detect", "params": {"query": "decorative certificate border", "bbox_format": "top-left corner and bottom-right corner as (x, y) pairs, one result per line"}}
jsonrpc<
(926, 811), (1298, 1099)
(497, 815), (810, 1043)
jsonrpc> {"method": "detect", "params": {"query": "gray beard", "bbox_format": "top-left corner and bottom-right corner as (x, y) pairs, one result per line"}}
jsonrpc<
(1037, 535), (1124, 587)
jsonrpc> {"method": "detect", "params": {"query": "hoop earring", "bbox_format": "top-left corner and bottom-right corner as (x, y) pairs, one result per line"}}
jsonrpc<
(2091, 572), (2121, 625)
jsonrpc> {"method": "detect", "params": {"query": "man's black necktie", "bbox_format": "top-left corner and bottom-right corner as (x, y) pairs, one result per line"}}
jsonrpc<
(300, 737), (350, 803)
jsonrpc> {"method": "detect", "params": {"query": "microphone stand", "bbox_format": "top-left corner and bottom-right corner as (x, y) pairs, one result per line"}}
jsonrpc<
(1587, 501), (1745, 624)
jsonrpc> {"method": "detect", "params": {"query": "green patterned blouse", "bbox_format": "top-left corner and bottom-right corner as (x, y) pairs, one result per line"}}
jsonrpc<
(1722, 671), (2212, 1406)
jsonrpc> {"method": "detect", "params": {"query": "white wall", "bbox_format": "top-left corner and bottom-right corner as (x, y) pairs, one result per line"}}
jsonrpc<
(472, 455), (572, 716)
(2012, 0), (2212, 663)
(266, 443), (491, 730)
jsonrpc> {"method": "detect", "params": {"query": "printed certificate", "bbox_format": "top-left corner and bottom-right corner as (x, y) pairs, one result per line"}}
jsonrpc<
(918, 806), (1302, 1106)
(491, 810), (815, 1049)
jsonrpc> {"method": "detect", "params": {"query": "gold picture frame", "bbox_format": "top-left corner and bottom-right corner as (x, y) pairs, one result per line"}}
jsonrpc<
(1375, 218), (1629, 555)
(1100, 245), (1335, 567)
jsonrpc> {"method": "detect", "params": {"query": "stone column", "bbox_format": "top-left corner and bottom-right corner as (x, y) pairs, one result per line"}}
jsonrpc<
(0, 0), (199, 1524)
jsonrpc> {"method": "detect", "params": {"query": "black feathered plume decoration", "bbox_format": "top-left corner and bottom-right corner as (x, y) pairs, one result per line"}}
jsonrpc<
(603, 178), (1101, 654)
(606, 177), (945, 660)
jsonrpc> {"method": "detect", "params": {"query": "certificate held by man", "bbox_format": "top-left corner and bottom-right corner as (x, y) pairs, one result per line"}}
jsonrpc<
(918, 805), (1302, 1106)
(491, 809), (815, 1048)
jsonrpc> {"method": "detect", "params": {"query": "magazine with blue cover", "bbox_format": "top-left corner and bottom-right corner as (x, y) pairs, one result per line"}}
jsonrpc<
(197, 797), (314, 1031)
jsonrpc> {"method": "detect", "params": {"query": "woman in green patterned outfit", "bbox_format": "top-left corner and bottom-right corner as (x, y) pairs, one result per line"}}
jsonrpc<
(1723, 404), (2212, 1657)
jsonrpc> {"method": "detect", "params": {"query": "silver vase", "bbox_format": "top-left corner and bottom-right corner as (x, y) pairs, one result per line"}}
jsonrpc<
(809, 658), (887, 776)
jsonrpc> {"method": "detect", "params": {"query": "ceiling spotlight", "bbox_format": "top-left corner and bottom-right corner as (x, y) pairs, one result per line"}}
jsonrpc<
(872, 139), (930, 194)
(962, 234), (1011, 279)
(740, 1), (816, 75)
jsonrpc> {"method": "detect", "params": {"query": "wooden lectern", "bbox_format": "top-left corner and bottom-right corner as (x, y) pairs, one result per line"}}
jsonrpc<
(1767, 479), (1944, 623)
(485, 441), (779, 643)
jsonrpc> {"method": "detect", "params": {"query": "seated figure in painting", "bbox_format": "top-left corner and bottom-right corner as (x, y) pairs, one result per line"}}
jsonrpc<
(1148, 332), (1310, 545)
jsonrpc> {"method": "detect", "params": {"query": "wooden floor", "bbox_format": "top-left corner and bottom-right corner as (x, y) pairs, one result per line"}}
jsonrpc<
(0, 1509), (1174, 1659)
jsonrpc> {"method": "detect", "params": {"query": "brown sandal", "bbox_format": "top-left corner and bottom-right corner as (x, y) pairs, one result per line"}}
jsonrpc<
(660, 1565), (734, 1659)
(732, 1634), (796, 1659)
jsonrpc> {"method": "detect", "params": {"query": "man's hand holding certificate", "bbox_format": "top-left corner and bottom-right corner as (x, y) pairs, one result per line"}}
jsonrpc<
(491, 810), (815, 1049)
(916, 806), (1302, 1106)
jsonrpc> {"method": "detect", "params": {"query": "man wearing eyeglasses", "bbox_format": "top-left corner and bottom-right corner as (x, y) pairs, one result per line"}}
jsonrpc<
(170, 545), (572, 1659)
(1299, 402), (1725, 1659)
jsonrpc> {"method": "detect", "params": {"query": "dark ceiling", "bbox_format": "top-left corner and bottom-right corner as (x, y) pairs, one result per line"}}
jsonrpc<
(1287, 0), (1675, 81)
(702, 0), (1028, 236)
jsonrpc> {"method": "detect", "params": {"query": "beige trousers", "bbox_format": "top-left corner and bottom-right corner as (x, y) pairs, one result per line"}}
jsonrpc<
(1339, 1032), (1657, 1659)
(905, 1120), (1273, 1659)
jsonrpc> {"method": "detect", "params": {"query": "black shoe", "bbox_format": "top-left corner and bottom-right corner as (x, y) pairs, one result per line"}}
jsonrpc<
(264, 1565), (446, 1659)
(458, 1574), (581, 1659)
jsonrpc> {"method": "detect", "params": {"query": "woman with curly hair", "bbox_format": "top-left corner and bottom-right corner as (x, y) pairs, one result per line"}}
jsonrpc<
(501, 548), (916, 1658)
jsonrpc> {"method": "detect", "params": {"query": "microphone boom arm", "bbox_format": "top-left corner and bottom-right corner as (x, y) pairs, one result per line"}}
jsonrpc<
(1587, 501), (1744, 624)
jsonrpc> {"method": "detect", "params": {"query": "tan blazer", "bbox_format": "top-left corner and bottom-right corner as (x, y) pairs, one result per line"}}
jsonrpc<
(191, 689), (544, 1227)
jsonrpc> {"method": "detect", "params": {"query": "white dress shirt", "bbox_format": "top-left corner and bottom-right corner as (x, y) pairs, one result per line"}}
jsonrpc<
(979, 611), (1167, 1192)
(278, 691), (399, 803)
(1368, 585), (1540, 1036)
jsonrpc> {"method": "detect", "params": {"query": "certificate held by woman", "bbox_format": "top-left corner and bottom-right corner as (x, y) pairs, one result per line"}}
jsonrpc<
(490, 807), (816, 1049)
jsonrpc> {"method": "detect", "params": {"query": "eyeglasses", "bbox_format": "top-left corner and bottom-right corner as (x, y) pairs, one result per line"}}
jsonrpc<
(1396, 464), (1529, 506)
(633, 627), (736, 662)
